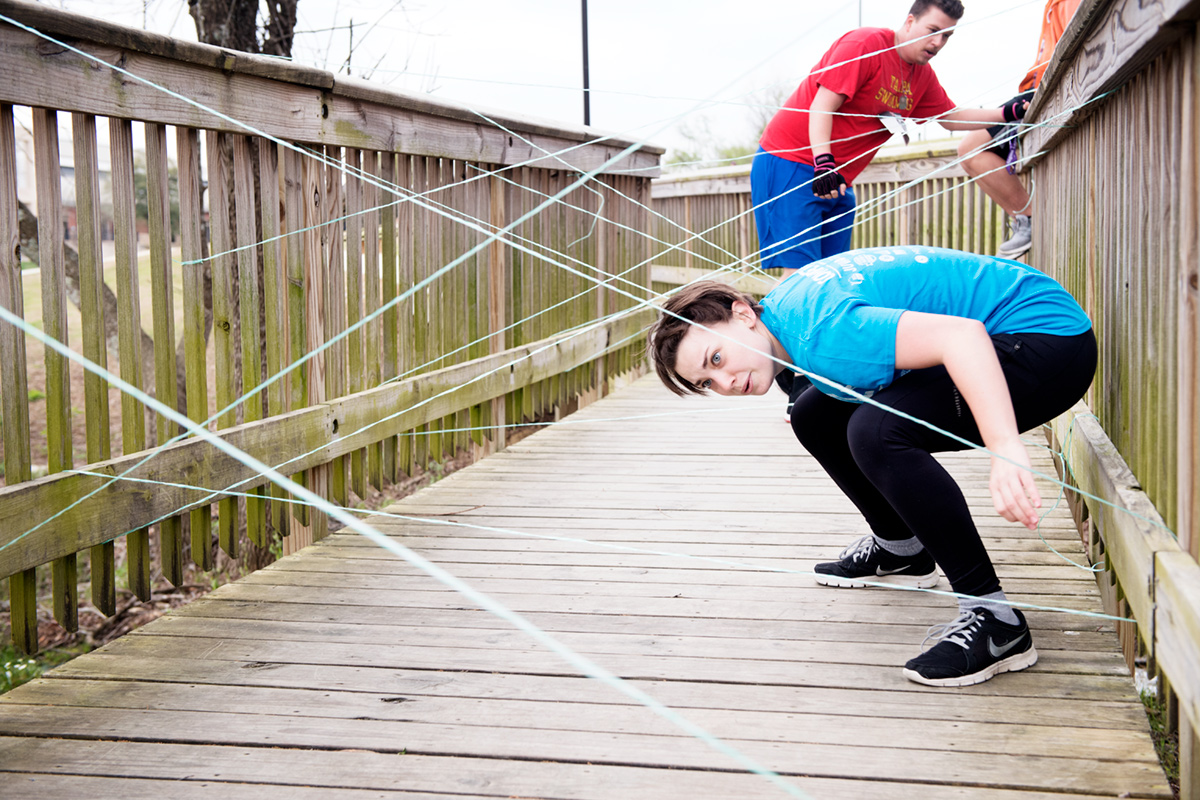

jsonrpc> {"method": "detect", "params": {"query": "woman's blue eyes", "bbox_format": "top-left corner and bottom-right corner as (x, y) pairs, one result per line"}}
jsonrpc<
(698, 351), (720, 390)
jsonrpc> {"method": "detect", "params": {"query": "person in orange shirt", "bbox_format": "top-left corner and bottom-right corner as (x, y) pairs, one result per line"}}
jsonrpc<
(957, 0), (1082, 258)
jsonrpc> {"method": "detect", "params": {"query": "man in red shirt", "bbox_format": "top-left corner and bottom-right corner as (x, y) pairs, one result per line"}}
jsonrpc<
(752, 0), (1021, 275)
(958, 0), (1082, 258)
(752, 0), (1025, 416)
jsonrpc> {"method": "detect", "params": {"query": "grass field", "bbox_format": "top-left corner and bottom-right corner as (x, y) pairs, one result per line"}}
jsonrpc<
(7, 240), (199, 478)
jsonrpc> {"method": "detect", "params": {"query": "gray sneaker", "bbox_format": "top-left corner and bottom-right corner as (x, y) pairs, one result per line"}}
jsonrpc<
(998, 214), (1032, 258)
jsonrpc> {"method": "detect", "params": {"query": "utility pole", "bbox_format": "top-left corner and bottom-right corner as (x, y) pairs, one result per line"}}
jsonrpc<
(581, 0), (591, 126)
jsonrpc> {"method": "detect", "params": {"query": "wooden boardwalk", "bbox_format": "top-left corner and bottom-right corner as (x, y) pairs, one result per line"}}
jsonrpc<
(0, 376), (1171, 799)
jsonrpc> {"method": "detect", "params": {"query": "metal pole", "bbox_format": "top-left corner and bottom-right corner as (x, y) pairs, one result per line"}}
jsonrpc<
(581, 0), (591, 126)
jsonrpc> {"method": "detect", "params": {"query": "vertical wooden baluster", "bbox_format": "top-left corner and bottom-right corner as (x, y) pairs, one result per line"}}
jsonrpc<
(488, 167), (508, 452)
(511, 168), (526, 425)
(451, 160), (469, 456)
(1179, 36), (1200, 560)
(470, 163), (489, 452)
(109, 116), (150, 601)
(283, 144), (309, 532)
(72, 113), (115, 615)
(258, 139), (289, 540)
(528, 169), (542, 420)
(1181, 712), (1200, 800)
(232, 135), (265, 546)
(145, 122), (183, 586)
(539, 169), (551, 415)
(206, 130), (238, 559)
(362, 150), (383, 489)
(428, 158), (445, 464)
(518, 167), (534, 424)
(592, 170), (607, 402)
(324, 146), (348, 507)
(545, 169), (558, 414)
(554, 169), (566, 403)
(394, 154), (413, 477)
(33, 109), (77, 633)
(419, 157), (436, 464)
(410, 153), (429, 472)
(176, 126), (212, 571)
(344, 149), (365, 500)
(302, 150), (328, 543)
(453, 160), (469, 456)
(381, 152), (401, 479)
(1, 104), (35, 652)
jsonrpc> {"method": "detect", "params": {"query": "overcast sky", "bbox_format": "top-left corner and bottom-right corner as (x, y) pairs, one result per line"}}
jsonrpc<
(34, 0), (1047, 158)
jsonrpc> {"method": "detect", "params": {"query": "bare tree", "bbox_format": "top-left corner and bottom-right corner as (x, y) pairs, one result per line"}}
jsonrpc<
(187, 0), (298, 56)
(187, 0), (301, 566)
(186, 0), (301, 418)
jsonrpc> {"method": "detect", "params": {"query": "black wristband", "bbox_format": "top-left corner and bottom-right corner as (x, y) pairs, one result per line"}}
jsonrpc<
(1002, 100), (1026, 124)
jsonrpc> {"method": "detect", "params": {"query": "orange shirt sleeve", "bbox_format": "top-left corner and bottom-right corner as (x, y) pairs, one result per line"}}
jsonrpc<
(1018, 0), (1083, 91)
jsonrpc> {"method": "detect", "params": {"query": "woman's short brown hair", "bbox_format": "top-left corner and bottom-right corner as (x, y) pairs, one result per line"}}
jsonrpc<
(649, 281), (762, 397)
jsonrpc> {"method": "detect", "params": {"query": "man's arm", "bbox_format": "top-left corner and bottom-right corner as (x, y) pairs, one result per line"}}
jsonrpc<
(893, 310), (1041, 529)
(936, 100), (1027, 131)
(809, 86), (849, 198)
(809, 85), (847, 157)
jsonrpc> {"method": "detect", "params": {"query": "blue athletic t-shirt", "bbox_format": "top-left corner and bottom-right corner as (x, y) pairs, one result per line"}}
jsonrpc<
(758, 246), (1092, 402)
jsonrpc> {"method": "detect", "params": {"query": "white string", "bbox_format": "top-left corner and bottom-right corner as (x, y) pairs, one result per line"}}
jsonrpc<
(0, 303), (816, 799)
(63, 465), (1134, 624)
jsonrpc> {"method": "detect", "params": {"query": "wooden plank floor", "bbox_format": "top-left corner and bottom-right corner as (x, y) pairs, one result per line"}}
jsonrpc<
(0, 376), (1172, 799)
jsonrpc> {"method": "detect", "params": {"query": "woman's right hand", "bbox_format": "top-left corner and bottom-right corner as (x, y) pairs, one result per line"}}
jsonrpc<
(988, 437), (1041, 530)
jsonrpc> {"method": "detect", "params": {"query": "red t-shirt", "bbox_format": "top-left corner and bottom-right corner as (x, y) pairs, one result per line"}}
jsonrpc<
(758, 27), (956, 185)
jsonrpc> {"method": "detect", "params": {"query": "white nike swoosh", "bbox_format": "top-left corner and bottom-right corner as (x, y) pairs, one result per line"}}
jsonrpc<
(988, 633), (1028, 658)
(876, 566), (910, 576)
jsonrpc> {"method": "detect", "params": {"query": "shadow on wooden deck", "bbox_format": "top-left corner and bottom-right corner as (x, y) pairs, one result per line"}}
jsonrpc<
(0, 376), (1172, 798)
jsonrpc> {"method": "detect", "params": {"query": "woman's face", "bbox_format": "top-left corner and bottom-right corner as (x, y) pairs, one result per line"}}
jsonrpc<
(672, 301), (782, 397)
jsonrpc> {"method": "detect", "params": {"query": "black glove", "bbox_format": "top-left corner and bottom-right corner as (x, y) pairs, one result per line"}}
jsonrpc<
(1002, 98), (1028, 123)
(812, 153), (846, 197)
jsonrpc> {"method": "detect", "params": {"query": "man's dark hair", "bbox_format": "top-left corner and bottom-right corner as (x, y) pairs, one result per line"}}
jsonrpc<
(908, 0), (964, 19)
(649, 281), (762, 397)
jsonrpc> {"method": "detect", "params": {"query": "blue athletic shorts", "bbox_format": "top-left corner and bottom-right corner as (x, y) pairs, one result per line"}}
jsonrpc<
(750, 148), (856, 271)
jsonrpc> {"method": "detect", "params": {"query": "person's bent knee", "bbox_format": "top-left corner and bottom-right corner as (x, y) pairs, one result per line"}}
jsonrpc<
(958, 130), (995, 177)
(789, 389), (846, 455)
(845, 406), (886, 454)
(844, 403), (918, 474)
(959, 148), (986, 177)
(956, 137), (976, 162)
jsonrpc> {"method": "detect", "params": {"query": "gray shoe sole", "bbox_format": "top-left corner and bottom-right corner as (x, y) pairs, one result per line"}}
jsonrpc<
(997, 242), (1032, 258)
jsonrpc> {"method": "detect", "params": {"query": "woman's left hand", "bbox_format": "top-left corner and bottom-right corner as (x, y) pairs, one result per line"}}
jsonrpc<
(989, 438), (1041, 530)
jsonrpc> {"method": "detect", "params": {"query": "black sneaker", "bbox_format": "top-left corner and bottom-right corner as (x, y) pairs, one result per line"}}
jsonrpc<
(903, 607), (1038, 687)
(813, 535), (939, 589)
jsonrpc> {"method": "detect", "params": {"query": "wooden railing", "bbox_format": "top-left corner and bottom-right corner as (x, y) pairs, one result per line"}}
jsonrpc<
(0, 0), (661, 653)
(649, 141), (1007, 280)
(1022, 0), (1200, 794)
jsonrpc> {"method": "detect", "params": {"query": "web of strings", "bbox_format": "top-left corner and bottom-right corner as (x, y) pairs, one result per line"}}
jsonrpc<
(0, 3), (1160, 796)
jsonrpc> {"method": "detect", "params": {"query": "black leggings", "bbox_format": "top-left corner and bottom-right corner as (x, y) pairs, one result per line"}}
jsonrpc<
(791, 330), (1097, 598)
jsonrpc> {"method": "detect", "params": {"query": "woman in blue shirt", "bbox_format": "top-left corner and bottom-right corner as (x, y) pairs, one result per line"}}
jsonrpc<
(650, 246), (1096, 687)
